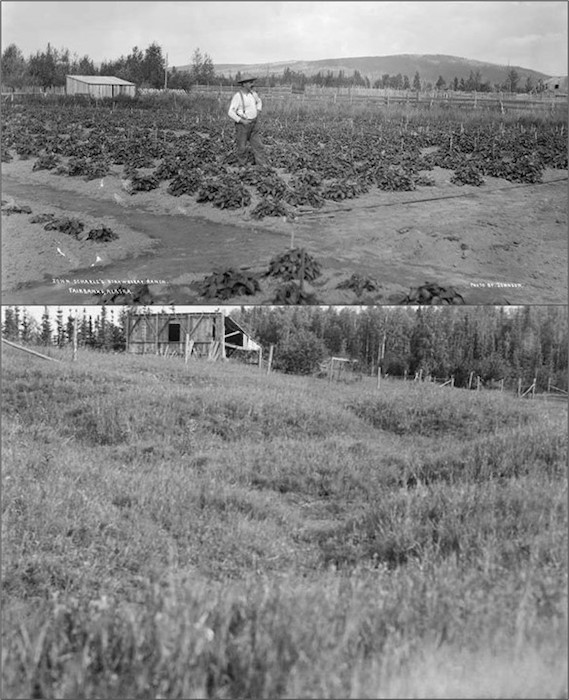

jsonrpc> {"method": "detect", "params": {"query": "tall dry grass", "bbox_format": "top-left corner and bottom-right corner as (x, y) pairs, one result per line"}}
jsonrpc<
(2, 348), (567, 698)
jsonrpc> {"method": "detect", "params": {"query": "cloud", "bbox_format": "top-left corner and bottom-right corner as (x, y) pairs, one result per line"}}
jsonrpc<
(1, 1), (567, 74)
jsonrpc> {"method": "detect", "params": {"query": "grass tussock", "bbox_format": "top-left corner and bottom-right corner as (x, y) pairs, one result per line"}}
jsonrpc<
(347, 383), (535, 438)
(2, 348), (567, 698)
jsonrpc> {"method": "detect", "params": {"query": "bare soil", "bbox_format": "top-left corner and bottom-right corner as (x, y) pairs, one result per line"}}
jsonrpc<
(2, 158), (567, 305)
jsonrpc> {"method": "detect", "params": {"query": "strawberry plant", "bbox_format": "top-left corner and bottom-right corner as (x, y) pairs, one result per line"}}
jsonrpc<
(87, 226), (119, 242)
(451, 164), (485, 186)
(337, 273), (381, 296)
(44, 217), (84, 238)
(2, 203), (32, 216)
(283, 183), (324, 208)
(240, 165), (276, 186)
(32, 153), (61, 171)
(266, 248), (322, 281)
(196, 176), (251, 209)
(321, 179), (364, 201)
(82, 158), (111, 181)
(129, 172), (160, 193)
(374, 166), (416, 191)
(153, 156), (183, 181)
(413, 174), (436, 186)
(167, 169), (203, 196)
(402, 281), (465, 305)
(251, 197), (289, 220)
(196, 268), (260, 299)
(58, 156), (90, 177)
(272, 281), (319, 305)
(29, 213), (56, 224)
(15, 143), (40, 160)
(256, 173), (287, 198)
(124, 152), (156, 171)
(290, 169), (323, 188)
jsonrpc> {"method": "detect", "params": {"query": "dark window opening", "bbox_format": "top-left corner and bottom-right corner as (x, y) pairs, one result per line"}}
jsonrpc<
(168, 323), (181, 342)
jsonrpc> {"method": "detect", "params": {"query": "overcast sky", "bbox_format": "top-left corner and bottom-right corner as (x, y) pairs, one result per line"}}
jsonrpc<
(2, 1), (567, 75)
(2, 306), (239, 324)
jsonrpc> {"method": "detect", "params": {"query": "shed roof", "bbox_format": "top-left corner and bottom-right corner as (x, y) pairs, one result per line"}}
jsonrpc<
(224, 315), (261, 351)
(66, 75), (136, 86)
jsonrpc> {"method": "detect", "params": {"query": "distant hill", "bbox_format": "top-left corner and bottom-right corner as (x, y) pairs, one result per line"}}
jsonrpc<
(175, 54), (550, 86)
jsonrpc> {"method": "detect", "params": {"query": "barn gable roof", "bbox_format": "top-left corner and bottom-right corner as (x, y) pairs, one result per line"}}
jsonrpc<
(66, 75), (136, 86)
(224, 315), (261, 351)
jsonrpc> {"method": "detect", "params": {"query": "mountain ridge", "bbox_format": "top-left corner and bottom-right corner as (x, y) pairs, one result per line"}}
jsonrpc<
(175, 53), (552, 86)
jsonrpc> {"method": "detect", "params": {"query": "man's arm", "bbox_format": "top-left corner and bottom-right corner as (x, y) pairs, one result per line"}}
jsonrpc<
(228, 93), (245, 123)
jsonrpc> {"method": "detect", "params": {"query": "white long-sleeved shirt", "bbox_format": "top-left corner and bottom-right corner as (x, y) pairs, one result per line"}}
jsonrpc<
(228, 90), (263, 123)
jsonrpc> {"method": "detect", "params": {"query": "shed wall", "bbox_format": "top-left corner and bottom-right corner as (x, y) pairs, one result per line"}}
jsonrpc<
(66, 77), (135, 98)
(127, 314), (222, 356)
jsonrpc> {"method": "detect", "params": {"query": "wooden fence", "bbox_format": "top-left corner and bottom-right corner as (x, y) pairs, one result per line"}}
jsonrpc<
(190, 84), (566, 113)
(3, 83), (565, 113)
(372, 369), (568, 403)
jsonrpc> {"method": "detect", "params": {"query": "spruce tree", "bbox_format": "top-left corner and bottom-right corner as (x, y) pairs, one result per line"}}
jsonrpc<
(39, 307), (52, 346)
(2, 307), (19, 340)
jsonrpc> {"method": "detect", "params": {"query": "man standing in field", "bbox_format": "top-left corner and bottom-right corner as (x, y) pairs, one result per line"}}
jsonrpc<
(228, 75), (269, 167)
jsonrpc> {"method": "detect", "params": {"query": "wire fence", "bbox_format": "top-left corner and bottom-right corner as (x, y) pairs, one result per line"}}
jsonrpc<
(4, 83), (565, 114)
(188, 84), (566, 113)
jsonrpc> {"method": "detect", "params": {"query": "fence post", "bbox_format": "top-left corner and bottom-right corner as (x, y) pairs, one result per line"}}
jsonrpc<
(477, 376), (481, 391)
(451, 375), (455, 388)
(468, 371), (474, 390)
(267, 344), (274, 374)
(184, 333), (190, 364)
(299, 248), (305, 294)
(500, 378), (504, 392)
(258, 346), (263, 370)
(517, 377), (522, 397)
(532, 378), (536, 399)
(377, 366), (381, 390)
(547, 377), (551, 394)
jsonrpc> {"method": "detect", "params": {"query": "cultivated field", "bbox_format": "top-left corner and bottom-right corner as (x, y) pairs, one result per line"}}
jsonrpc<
(1, 95), (567, 305)
(2, 348), (567, 698)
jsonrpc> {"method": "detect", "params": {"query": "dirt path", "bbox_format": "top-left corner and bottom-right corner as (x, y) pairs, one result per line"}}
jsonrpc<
(2, 159), (567, 305)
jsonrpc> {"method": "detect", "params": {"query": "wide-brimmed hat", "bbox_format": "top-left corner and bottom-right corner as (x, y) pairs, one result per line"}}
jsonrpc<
(237, 75), (257, 84)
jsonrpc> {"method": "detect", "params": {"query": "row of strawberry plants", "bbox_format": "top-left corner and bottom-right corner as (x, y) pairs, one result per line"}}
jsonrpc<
(3, 102), (566, 212)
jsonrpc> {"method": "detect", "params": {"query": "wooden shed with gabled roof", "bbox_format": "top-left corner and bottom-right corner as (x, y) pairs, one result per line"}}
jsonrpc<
(543, 76), (568, 95)
(66, 75), (136, 99)
(125, 310), (261, 361)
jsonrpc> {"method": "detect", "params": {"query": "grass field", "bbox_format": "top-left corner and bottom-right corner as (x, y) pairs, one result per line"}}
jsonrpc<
(2, 348), (567, 698)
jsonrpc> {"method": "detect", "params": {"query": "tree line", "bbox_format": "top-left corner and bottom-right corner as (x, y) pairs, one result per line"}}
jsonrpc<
(0, 42), (214, 90)
(3, 306), (566, 392)
(241, 67), (539, 94)
(234, 306), (567, 390)
(1, 41), (544, 94)
(2, 306), (126, 351)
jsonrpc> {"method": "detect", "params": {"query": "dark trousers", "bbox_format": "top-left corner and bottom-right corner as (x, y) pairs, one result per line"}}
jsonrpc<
(235, 119), (268, 167)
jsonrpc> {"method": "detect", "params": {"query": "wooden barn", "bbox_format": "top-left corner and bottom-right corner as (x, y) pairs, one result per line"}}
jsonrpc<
(125, 310), (261, 361)
(544, 76), (568, 95)
(66, 75), (136, 99)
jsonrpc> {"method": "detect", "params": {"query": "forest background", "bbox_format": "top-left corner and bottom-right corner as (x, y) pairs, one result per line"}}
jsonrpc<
(2, 306), (567, 393)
